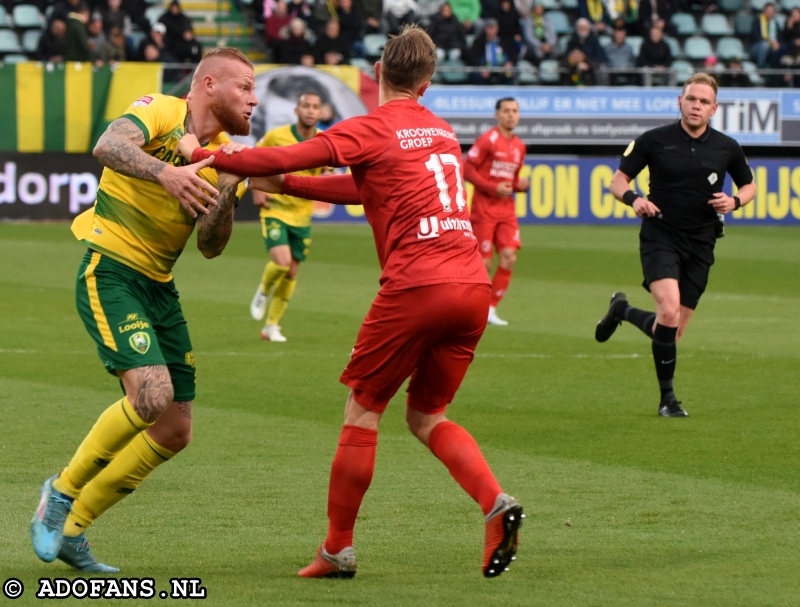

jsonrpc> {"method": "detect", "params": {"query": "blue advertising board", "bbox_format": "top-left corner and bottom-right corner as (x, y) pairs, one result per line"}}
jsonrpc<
(311, 157), (800, 226)
(419, 87), (793, 146)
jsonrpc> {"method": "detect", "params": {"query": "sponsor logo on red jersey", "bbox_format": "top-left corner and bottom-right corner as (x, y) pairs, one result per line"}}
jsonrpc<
(417, 216), (475, 240)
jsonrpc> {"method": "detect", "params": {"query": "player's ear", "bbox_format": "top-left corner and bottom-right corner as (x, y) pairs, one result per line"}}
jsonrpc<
(374, 62), (381, 81)
(417, 80), (431, 97)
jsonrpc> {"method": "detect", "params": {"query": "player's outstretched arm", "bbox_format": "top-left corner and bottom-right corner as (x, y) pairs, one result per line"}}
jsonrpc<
(196, 172), (242, 258)
(188, 137), (334, 177)
(284, 174), (361, 205)
(95, 119), (218, 217)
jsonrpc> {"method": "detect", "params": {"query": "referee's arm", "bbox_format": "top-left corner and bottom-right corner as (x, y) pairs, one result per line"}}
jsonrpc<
(610, 170), (661, 218)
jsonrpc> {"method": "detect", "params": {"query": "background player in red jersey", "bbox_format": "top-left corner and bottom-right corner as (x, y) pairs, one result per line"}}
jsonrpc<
(464, 98), (530, 326)
(178, 26), (524, 580)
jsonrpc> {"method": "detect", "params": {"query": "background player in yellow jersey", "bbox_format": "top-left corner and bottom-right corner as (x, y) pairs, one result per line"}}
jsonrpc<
(249, 92), (328, 342)
(30, 48), (255, 572)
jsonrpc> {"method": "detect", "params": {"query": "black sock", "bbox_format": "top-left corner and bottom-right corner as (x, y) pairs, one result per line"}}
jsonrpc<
(623, 306), (657, 339)
(652, 324), (678, 398)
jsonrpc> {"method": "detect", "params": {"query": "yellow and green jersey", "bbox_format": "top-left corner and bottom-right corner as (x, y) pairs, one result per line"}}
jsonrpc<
(257, 124), (327, 228)
(71, 93), (247, 283)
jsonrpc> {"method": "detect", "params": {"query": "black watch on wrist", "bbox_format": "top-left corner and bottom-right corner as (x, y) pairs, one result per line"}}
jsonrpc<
(733, 196), (741, 210)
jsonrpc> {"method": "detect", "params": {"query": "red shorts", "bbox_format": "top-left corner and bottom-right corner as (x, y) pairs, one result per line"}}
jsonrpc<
(340, 282), (490, 416)
(472, 216), (521, 259)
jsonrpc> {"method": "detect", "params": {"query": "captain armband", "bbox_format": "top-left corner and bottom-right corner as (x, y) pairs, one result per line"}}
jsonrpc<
(621, 190), (639, 207)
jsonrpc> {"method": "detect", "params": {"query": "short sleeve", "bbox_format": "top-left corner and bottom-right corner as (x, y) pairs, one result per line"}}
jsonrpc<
(726, 142), (754, 188)
(315, 115), (383, 167)
(120, 94), (177, 146)
(617, 134), (650, 179)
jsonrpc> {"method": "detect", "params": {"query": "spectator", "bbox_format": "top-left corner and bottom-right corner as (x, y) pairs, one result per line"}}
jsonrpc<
(521, 1), (557, 64)
(466, 17), (517, 84)
(95, 24), (126, 62)
(450, 0), (479, 31)
(578, 0), (610, 34)
(560, 47), (595, 84)
(719, 55), (752, 87)
(174, 26), (202, 62)
(38, 18), (67, 62)
(159, 0), (192, 43)
(782, 6), (800, 64)
(383, 0), (420, 35)
(637, 22), (671, 67)
(287, 0), (314, 29)
(607, 0), (639, 35)
(354, 0), (382, 33)
(317, 103), (339, 130)
(428, 2), (467, 58)
(566, 18), (608, 66)
(278, 17), (315, 64)
(638, 0), (678, 37)
(337, 0), (366, 57)
(101, 0), (131, 35)
(495, 0), (522, 45)
(265, 0), (292, 60)
(137, 21), (176, 61)
(87, 10), (107, 57)
(604, 25), (635, 84)
(49, 0), (80, 25)
(122, 0), (147, 31)
(64, 3), (92, 62)
(315, 18), (351, 63)
(416, 0), (443, 22)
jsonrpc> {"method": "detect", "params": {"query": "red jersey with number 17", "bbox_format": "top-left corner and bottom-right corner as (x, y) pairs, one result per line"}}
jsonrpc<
(465, 127), (526, 222)
(315, 98), (488, 292)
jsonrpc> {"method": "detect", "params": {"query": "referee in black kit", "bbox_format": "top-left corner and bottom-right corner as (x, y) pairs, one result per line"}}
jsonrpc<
(594, 73), (757, 418)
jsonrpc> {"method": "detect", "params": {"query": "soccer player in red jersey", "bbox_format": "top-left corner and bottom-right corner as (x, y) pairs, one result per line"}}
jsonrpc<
(464, 98), (529, 326)
(178, 26), (524, 579)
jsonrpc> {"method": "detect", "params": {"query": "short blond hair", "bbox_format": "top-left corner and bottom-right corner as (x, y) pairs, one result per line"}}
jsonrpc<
(200, 46), (253, 70)
(682, 72), (718, 98)
(381, 25), (437, 91)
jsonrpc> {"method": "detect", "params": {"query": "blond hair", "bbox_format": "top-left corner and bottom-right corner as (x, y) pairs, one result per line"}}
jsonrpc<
(200, 46), (253, 70)
(380, 25), (437, 91)
(682, 72), (718, 98)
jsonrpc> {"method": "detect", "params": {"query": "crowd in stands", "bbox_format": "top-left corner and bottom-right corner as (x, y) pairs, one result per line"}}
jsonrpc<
(3, 0), (800, 86)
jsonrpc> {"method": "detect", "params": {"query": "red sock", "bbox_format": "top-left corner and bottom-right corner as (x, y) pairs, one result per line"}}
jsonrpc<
(427, 421), (502, 516)
(490, 267), (512, 307)
(324, 425), (378, 553)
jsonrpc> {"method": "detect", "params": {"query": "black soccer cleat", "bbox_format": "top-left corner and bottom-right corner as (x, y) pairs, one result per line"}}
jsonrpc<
(595, 292), (628, 343)
(658, 394), (689, 418)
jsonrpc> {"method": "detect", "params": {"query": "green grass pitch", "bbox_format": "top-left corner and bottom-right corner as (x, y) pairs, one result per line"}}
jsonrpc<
(0, 222), (798, 606)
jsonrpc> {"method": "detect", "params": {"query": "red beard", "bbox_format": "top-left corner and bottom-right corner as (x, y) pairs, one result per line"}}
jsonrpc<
(210, 93), (251, 136)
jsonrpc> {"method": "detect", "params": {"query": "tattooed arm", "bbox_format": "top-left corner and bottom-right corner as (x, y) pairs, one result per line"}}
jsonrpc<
(93, 117), (219, 218)
(196, 174), (240, 258)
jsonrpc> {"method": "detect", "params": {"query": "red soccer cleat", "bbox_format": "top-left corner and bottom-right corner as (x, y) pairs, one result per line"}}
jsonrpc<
(298, 546), (357, 579)
(483, 493), (524, 578)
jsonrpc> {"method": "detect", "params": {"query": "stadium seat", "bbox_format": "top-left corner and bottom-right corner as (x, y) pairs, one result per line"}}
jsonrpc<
(749, 0), (773, 10)
(598, 34), (611, 47)
(701, 13), (733, 35)
(545, 10), (572, 35)
(349, 57), (371, 70)
(783, 0), (800, 10)
(516, 59), (538, 83)
(12, 4), (42, 28)
(2, 53), (28, 62)
(671, 13), (698, 35)
(0, 29), (22, 53)
(560, 0), (578, 8)
(539, 58), (561, 83)
(684, 35), (715, 60)
(0, 6), (9, 27)
(626, 35), (643, 56)
(538, 0), (561, 9)
(734, 11), (753, 35)
(718, 0), (744, 11)
(145, 6), (163, 25)
(665, 35), (681, 58)
(742, 59), (765, 84)
(716, 36), (745, 59)
(21, 28), (41, 52)
(439, 59), (468, 83)
(775, 12), (787, 29)
(671, 59), (694, 83)
(558, 33), (570, 54)
(363, 33), (387, 58)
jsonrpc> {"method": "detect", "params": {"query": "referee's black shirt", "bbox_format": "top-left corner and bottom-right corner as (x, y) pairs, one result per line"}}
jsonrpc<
(618, 120), (753, 235)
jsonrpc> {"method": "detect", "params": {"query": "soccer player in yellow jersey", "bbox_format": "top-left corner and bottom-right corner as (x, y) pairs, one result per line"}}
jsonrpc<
(30, 48), (256, 572)
(249, 92), (327, 342)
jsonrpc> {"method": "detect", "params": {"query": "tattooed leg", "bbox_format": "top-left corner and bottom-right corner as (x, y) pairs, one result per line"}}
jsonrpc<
(119, 365), (175, 424)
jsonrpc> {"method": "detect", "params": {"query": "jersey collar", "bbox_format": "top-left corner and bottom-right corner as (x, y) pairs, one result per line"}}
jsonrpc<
(675, 119), (712, 142)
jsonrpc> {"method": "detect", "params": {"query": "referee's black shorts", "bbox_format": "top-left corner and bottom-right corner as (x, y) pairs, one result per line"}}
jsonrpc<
(639, 219), (716, 310)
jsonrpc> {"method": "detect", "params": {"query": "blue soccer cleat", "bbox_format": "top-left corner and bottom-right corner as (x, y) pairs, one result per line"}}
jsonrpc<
(58, 534), (119, 573)
(31, 475), (73, 562)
